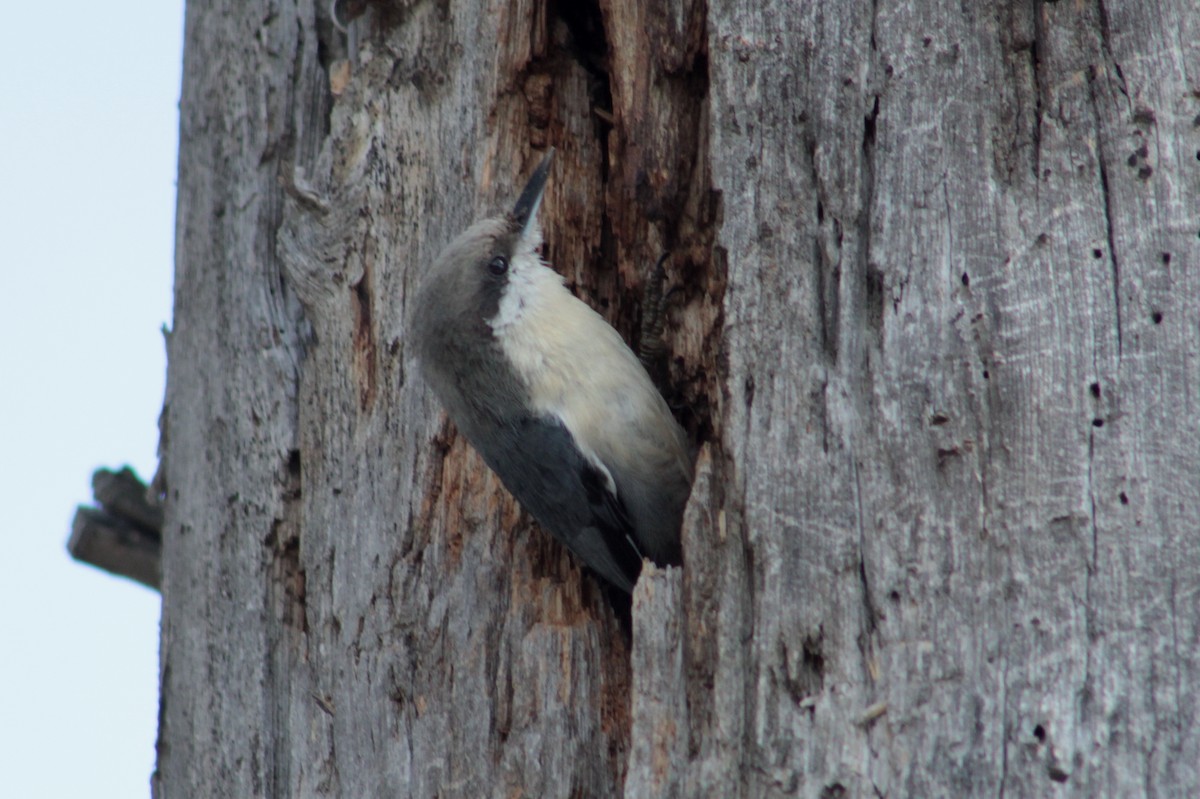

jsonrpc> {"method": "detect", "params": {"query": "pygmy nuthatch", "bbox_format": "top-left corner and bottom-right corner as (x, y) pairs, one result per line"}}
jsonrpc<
(410, 150), (692, 594)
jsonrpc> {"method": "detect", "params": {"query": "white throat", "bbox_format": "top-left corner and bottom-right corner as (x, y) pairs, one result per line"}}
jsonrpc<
(491, 253), (563, 331)
(488, 224), (558, 336)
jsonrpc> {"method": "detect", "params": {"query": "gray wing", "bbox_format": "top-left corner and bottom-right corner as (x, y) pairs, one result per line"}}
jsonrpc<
(469, 413), (643, 594)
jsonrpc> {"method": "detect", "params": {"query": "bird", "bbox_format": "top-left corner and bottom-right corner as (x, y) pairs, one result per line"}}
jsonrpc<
(409, 149), (692, 594)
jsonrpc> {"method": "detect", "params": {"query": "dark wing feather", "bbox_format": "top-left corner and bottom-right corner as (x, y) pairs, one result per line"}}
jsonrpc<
(472, 414), (643, 593)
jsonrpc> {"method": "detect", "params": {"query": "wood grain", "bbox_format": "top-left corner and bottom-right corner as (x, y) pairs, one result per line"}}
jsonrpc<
(157, 0), (1200, 796)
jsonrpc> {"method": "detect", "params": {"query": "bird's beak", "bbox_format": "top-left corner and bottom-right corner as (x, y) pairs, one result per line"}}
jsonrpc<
(510, 148), (554, 239)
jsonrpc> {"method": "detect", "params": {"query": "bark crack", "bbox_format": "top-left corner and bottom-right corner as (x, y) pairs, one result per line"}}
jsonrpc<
(1085, 65), (1124, 359)
(1078, 423), (1099, 747)
(851, 457), (880, 682)
(858, 0), (883, 350)
(813, 205), (836, 361)
(351, 256), (379, 412)
(1086, 429), (1099, 595)
(1028, 0), (1046, 181)
(809, 133), (839, 362)
(1095, 0), (1131, 108)
(996, 650), (1011, 799)
(264, 447), (306, 798)
(942, 181), (955, 291)
(861, 93), (882, 342)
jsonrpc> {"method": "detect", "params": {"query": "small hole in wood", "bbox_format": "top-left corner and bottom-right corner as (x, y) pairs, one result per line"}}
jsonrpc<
(1152, 311), (1164, 324)
(1092, 248), (1103, 259)
(1161, 252), (1172, 264)
(961, 272), (970, 286)
(1092, 418), (1105, 428)
(1120, 492), (1130, 505)
(1034, 724), (1046, 742)
(1089, 382), (1101, 398)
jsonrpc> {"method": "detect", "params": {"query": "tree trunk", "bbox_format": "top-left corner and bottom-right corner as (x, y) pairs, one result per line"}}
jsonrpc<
(157, 0), (1200, 796)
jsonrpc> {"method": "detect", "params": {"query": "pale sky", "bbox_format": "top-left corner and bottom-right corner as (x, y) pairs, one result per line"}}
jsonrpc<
(0, 2), (183, 796)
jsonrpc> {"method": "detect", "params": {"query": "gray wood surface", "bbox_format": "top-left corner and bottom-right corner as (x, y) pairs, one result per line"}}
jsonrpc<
(157, 0), (1200, 796)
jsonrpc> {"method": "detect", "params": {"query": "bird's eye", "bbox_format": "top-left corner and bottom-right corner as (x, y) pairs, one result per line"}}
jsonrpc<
(488, 256), (509, 276)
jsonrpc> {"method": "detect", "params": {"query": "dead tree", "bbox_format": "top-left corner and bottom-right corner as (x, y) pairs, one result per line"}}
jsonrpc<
(154, 1), (1200, 796)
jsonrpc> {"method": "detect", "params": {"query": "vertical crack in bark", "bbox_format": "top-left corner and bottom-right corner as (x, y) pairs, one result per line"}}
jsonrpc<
(1085, 64), (1124, 359)
(264, 447), (307, 798)
(1079, 424), (1099, 738)
(818, 376), (832, 455)
(859, 0), (882, 348)
(861, 94), (883, 343)
(810, 136), (839, 362)
(309, 8), (340, 148)
(851, 457), (880, 682)
(941, 181), (956, 293)
(1028, 0), (1046, 181)
(1093, 0), (1129, 363)
(1085, 429), (1100, 588)
(997, 650), (1011, 799)
(867, 0), (879, 52)
(352, 258), (379, 412)
(855, 20), (884, 696)
(1094, 0), (1131, 107)
(736, 501), (759, 793)
(813, 207), (834, 360)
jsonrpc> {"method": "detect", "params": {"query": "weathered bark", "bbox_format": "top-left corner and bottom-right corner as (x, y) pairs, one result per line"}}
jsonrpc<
(158, 0), (1199, 797)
